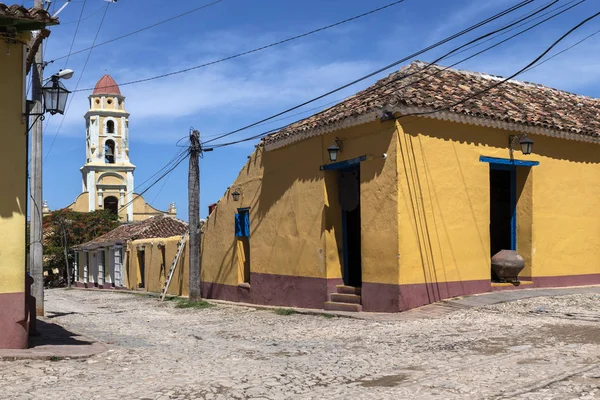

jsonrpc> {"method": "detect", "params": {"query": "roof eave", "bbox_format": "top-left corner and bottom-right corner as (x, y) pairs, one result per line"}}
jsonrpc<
(263, 106), (600, 151)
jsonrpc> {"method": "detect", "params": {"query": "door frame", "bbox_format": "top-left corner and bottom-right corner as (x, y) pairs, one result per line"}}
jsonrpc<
(480, 156), (539, 252)
(321, 155), (366, 286)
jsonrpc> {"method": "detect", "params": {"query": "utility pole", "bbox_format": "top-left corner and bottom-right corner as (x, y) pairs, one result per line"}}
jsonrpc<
(29, 0), (45, 316)
(58, 217), (71, 288)
(188, 130), (201, 302)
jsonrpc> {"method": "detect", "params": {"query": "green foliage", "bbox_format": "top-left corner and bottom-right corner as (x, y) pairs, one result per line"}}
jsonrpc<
(274, 308), (297, 316)
(175, 300), (215, 309)
(42, 210), (119, 285)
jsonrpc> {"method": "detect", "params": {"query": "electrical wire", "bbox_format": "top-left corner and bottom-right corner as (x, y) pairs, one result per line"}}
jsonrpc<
(59, 4), (105, 25)
(44, 2), (110, 162)
(69, 0), (411, 94)
(523, 27), (600, 72)
(207, 1), (589, 149)
(48, 0), (224, 63)
(120, 147), (190, 201)
(204, 0), (582, 138)
(397, 10), (600, 122)
(202, 0), (535, 145)
(118, 148), (190, 213)
(62, 0), (87, 69)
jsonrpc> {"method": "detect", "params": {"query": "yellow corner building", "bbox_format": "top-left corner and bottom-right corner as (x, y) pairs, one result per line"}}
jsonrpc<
(0, 4), (56, 348)
(200, 61), (600, 312)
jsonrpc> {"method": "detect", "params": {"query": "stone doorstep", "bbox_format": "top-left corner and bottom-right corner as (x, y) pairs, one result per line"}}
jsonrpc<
(0, 319), (106, 361)
(329, 293), (361, 304)
(324, 301), (363, 312)
(336, 285), (361, 295)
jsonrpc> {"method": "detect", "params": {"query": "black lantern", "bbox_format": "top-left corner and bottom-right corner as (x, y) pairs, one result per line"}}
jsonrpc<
(231, 189), (241, 202)
(519, 135), (534, 155)
(327, 143), (340, 162)
(42, 77), (70, 115)
(327, 138), (343, 162)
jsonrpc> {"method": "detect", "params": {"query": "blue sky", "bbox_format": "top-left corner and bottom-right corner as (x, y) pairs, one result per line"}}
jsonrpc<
(34, 0), (600, 220)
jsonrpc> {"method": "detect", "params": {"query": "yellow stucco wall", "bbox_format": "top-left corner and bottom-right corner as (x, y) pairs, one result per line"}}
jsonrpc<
(203, 113), (600, 295)
(201, 120), (400, 287)
(396, 117), (600, 285)
(125, 236), (189, 296)
(0, 40), (27, 295)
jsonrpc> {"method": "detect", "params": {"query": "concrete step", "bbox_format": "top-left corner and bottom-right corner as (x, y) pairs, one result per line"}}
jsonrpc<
(324, 301), (362, 312)
(329, 293), (361, 304)
(336, 285), (361, 295)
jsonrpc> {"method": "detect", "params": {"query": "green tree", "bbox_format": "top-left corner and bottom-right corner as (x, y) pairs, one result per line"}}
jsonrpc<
(42, 210), (119, 286)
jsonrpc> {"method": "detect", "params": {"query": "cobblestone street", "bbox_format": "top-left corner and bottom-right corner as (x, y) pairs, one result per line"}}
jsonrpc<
(1, 289), (599, 399)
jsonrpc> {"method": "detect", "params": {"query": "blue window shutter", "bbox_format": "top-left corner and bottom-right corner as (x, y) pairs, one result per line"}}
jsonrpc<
(243, 211), (250, 237)
(234, 214), (242, 237)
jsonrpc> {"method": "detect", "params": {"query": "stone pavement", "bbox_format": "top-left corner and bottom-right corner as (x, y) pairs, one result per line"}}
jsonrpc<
(1, 288), (599, 399)
(0, 318), (106, 361)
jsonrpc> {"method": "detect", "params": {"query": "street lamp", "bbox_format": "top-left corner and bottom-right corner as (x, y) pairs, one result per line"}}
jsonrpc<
(231, 189), (241, 202)
(26, 69), (73, 121)
(42, 76), (70, 115)
(508, 134), (534, 160)
(327, 138), (344, 162)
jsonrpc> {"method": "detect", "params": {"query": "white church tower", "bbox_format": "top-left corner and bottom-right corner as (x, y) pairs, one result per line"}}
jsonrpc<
(45, 74), (176, 222)
(80, 74), (136, 221)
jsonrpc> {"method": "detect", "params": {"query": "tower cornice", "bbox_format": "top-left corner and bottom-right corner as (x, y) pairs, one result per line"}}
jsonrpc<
(85, 110), (130, 118)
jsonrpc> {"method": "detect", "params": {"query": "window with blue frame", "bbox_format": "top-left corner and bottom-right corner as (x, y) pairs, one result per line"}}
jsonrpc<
(235, 208), (250, 237)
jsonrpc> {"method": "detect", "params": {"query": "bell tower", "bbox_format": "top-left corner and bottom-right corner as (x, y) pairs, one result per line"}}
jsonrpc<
(81, 74), (136, 221)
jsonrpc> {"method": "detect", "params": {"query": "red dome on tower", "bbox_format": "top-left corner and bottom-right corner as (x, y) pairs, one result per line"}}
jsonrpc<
(93, 74), (121, 96)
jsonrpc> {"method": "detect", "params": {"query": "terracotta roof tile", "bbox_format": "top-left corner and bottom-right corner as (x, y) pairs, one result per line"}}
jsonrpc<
(264, 61), (600, 147)
(74, 215), (188, 250)
(93, 74), (121, 96)
(0, 4), (57, 26)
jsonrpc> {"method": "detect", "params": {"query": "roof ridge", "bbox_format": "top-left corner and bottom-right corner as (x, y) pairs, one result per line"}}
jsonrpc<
(413, 60), (599, 102)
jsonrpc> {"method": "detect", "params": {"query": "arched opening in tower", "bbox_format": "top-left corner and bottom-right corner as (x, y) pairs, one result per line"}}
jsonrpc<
(107, 120), (115, 134)
(105, 140), (115, 164)
(104, 196), (119, 215)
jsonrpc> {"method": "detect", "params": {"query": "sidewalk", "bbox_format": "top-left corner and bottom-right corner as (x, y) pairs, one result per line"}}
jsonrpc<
(208, 285), (600, 321)
(0, 319), (106, 361)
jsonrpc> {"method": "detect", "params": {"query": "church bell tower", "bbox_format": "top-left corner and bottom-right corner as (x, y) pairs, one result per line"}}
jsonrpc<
(81, 74), (136, 221)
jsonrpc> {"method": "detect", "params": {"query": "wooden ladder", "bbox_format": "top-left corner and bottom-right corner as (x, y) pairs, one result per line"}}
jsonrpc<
(160, 233), (189, 301)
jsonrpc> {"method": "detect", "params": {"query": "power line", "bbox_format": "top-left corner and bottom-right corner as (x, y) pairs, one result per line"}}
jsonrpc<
(207, 0), (587, 149)
(202, 1), (572, 140)
(524, 27), (600, 72)
(118, 148), (190, 213)
(48, 0), (224, 63)
(59, 4), (104, 25)
(62, 0), (87, 69)
(70, 0), (411, 93)
(44, 2), (110, 162)
(397, 10), (600, 123)
(202, 0), (536, 145)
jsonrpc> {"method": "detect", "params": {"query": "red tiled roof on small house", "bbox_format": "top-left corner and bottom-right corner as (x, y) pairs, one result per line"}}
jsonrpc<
(93, 74), (121, 96)
(263, 61), (600, 149)
(74, 215), (187, 250)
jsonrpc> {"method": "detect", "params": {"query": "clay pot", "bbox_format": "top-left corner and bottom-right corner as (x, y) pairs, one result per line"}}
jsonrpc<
(491, 250), (524, 282)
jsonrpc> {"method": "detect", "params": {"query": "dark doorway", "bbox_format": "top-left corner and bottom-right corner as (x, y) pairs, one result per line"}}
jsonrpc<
(339, 165), (362, 287)
(489, 166), (516, 258)
(104, 196), (118, 215)
(137, 250), (145, 288)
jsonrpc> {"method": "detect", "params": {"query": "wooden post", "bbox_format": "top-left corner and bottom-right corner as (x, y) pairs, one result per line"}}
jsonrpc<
(60, 220), (71, 288)
(188, 130), (201, 301)
(29, 0), (45, 315)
